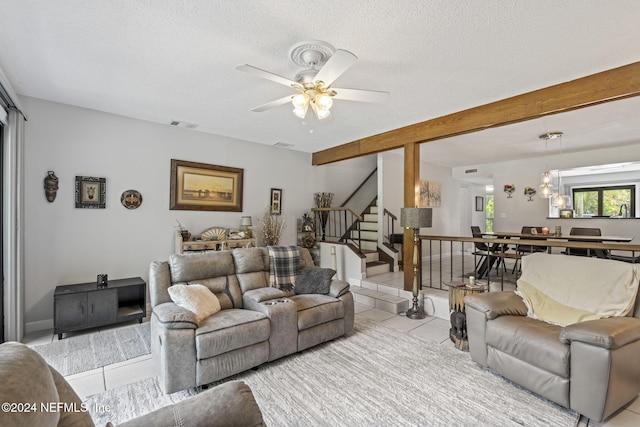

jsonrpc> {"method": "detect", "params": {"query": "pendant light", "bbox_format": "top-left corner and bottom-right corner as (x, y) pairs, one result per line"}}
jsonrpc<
(554, 132), (568, 208)
(539, 132), (559, 198)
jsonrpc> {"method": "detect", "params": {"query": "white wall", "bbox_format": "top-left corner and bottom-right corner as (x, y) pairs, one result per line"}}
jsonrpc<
(21, 97), (374, 331)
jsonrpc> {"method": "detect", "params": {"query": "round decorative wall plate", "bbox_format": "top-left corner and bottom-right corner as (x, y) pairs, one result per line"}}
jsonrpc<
(121, 189), (142, 209)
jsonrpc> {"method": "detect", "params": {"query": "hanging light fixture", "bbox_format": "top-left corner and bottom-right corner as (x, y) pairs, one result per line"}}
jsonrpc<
(553, 132), (569, 209)
(291, 81), (336, 120)
(539, 132), (561, 198)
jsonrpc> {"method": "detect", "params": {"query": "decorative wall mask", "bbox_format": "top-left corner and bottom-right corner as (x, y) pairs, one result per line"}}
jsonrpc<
(44, 171), (59, 202)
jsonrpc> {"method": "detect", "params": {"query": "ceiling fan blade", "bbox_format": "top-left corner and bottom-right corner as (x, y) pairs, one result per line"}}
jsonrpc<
(332, 88), (390, 103)
(313, 49), (357, 86)
(236, 64), (298, 87)
(250, 95), (293, 112)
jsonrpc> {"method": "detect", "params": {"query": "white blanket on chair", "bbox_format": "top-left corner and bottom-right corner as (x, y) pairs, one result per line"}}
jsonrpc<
(516, 253), (640, 326)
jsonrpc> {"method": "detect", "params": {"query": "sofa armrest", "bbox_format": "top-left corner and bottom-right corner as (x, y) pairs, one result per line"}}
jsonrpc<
(116, 381), (265, 427)
(464, 291), (528, 320)
(151, 302), (198, 329)
(243, 287), (286, 305)
(559, 317), (640, 349)
(329, 279), (350, 298)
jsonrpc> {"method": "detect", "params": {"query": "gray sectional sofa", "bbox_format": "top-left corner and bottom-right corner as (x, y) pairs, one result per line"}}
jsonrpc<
(149, 246), (354, 393)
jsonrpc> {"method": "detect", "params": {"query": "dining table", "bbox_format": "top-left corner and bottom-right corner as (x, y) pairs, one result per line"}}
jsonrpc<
(482, 231), (634, 243)
(473, 231), (635, 279)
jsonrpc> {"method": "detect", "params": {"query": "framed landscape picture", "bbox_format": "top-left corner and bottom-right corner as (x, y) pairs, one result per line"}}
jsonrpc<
(75, 176), (106, 209)
(170, 159), (243, 211)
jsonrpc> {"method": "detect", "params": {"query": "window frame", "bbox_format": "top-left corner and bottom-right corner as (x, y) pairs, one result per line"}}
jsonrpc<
(572, 184), (635, 217)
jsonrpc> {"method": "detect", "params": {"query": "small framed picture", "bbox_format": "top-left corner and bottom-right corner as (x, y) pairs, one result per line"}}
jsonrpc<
(75, 176), (106, 209)
(270, 188), (282, 215)
(559, 208), (574, 218)
(475, 196), (484, 212)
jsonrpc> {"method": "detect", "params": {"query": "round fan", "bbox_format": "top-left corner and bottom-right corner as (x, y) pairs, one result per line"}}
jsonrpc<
(200, 227), (227, 241)
(237, 40), (389, 120)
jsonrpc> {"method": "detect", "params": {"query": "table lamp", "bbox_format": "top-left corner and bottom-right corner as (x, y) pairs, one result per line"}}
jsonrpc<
(400, 207), (433, 319)
(240, 216), (253, 238)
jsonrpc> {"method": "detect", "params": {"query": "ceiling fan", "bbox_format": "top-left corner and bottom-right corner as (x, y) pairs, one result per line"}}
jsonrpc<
(237, 40), (389, 120)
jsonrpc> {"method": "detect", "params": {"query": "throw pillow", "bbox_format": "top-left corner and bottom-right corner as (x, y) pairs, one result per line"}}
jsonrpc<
(295, 266), (335, 295)
(168, 284), (221, 323)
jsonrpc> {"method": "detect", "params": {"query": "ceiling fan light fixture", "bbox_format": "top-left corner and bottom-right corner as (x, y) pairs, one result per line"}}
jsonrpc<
(315, 93), (333, 110)
(292, 93), (310, 118)
(315, 108), (331, 120)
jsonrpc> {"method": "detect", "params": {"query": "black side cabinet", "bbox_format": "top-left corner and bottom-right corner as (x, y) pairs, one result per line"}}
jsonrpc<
(54, 277), (146, 339)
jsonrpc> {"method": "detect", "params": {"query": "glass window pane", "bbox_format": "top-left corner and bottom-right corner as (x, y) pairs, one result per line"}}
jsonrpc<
(603, 188), (631, 217)
(574, 191), (598, 217)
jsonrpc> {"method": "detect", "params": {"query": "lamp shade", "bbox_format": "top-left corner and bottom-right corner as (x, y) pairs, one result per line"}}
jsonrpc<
(240, 216), (252, 227)
(400, 207), (432, 229)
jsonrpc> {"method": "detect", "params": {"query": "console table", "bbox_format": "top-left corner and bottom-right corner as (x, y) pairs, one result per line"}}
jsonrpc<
(175, 228), (256, 254)
(54, 277), (146, 339)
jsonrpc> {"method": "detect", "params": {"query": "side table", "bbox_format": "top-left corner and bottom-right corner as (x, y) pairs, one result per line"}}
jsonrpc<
(444, 281), (486, 351)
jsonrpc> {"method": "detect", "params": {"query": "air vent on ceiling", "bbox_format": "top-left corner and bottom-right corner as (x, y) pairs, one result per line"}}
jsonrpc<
(169, 120), (198, 129)
(274, 142), (294, 148)
(465, 168), (478, 174)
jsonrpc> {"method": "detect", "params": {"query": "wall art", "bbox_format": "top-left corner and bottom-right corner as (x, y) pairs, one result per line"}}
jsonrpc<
(475, 196), (484, 212)
(121, 189), (143, 209)
(170, 159), (243, 211)
(419, 180), (441, 207)
(270, 188), (282, 215)
(75, 176), (106, 209)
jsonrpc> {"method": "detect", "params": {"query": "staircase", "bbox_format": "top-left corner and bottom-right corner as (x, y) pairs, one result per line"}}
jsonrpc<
(351, 201), (393, 277)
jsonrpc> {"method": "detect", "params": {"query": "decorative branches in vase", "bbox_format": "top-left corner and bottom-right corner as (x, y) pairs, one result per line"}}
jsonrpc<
(314, 192), (334, 241)
(261, 210), (286, 246)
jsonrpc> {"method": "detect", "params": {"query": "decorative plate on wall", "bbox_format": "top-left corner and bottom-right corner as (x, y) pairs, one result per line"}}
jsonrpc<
(121, 189), (143, 209)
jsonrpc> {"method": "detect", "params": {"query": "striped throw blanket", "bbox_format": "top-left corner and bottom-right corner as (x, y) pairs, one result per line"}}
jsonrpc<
(268, 246), (300, 291)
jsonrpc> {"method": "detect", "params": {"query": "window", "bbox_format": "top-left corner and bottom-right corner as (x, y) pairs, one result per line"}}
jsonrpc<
(485, 194), (494, 232)
(573, 185), (635, 217)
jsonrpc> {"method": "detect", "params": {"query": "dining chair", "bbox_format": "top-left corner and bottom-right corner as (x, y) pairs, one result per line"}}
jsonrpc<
(516, 226), (548, 254)
(470, 226), (507, 273)
(513, 226), (547, 274)
(564, 227), (603, 257)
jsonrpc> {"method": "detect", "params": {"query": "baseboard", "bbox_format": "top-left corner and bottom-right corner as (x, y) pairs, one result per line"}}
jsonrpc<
(25, 318), (54, 334)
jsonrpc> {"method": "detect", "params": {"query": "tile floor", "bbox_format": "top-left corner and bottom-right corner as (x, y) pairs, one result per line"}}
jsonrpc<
(21, 274), (640, 427)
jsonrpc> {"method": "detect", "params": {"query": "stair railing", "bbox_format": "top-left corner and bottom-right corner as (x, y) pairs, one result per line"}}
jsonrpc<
(382, 208), (398, 246)
(312, 207), (364, 252)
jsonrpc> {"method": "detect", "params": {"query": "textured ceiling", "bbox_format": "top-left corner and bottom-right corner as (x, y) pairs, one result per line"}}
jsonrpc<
(1, 0), (639, 166)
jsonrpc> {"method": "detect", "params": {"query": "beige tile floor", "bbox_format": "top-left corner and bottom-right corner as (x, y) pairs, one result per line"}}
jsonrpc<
(21, 282), (640, 427)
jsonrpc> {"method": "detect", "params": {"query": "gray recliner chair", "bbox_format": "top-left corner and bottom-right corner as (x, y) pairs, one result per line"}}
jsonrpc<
(465, 253), (640, 422)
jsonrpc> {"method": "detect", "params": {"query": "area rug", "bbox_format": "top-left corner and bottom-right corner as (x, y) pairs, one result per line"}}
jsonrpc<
(32, 322), (150, 376)
(84, 319), (578, 426)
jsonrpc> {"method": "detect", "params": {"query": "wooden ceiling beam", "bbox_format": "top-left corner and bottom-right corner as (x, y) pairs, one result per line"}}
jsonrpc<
(311, 61), (640, 165)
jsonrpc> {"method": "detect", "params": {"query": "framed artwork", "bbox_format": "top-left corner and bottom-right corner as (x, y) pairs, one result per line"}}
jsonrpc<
(559, 208), (574, 218)
(419, 180), (441, 207)
(475, 196), (484, 212)
(75, 176), (106, 209)
(170, 159), (243, 211)
(270, 188), (282, 215)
